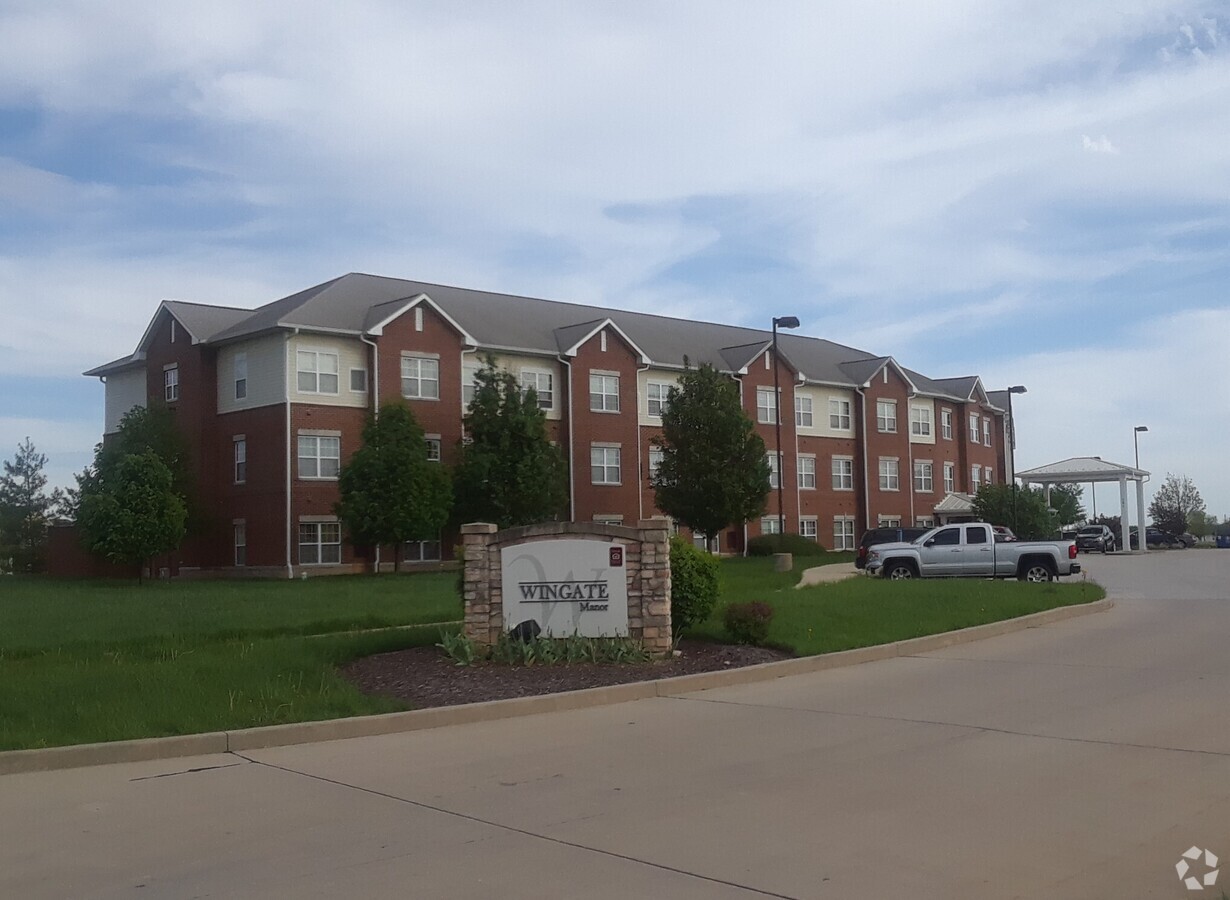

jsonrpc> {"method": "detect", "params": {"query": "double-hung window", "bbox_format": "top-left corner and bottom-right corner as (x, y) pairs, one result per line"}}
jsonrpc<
(971, 464), (982, 490)
(983, 416), (992, 447)
(834, 517), (856, 551)
(164, 365), (179, 402)
(298, 435), (340, 479)
(646, 382), (671, 417)
(829, 398), (852, 430)
(760, 516), (782, 536)
(757, 388), (778, 425)
(233, 522), (246, 567)
(591, 446), (620, 484)
(234, 437), (247, 484)
(234, 354), (247, 400)
(520, 369), (553, 409)
(943, 462), (955, 493)
(969, 412), (980, 443)
(832, 456), (854, 491)
(648, 446), (664, 479)
(879, 457), (900, 491)
(795, 395), (813, 427)
(462, 364), (480, 409)
(914, 461), (933, 492)
(401, 355), (439, 400)
(297, 350), (338, 394)
(910, 406), (932, 437)
(590, 374), (620, 412)
(877, 400), (897, 433)
(766, 452), (780, 489)
(425, 438), (441, 462)
(299, 521), (341, 565)
(798, 455), (816, 489)
(799, 517), (818, 539)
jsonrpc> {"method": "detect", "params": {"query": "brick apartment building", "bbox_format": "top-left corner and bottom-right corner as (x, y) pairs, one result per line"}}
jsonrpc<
(78, 273), (1010, 576)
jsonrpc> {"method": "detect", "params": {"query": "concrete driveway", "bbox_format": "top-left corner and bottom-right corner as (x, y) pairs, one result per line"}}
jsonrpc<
(3, 551), (1228, 899)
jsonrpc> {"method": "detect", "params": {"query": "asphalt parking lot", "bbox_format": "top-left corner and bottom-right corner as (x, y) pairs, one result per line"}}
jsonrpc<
(2, 549), (1228, 899)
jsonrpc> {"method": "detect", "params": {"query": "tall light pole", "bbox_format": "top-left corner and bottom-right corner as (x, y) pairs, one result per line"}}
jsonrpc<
(1007, 386), (1027, 532)
(1134, 425), (1148, 470)
(772, 316), (800, 537)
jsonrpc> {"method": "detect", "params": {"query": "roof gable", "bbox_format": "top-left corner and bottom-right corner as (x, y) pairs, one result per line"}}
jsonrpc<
(555, 318), (651, 364)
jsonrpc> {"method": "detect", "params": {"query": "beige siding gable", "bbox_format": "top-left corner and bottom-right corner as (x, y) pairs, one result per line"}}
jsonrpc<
(104, 369), (146, 434)
(218, 334), (287, 413)
(288, 335), (368, 409)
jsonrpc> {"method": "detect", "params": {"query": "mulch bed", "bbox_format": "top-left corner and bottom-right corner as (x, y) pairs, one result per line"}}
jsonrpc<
(341, 639), (794, 708)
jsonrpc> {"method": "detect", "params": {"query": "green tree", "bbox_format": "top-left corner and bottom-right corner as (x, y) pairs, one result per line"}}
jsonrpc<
(973, 484), (1057, 540)
(453, 358), (568, 528)
(336, 402), (453, 572)
(1048, 483), (1085, 526)
(0, 438), (64, 573)
(77, 450), (187, 583)
(669, 535), (720, 635)
(1148, 473), (1205, 536)
(652, 363), (770, 544)
(1187, 509), (1214, 539)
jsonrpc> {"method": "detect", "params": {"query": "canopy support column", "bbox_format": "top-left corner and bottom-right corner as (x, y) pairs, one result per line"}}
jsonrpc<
(1136, 477), (1148, 554)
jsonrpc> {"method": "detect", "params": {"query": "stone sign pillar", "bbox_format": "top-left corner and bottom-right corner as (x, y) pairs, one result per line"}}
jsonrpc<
(460, 519), (672, 657)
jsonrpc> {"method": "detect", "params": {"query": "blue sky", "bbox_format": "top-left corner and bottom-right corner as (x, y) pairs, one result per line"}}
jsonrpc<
(1, 0), (1227, 519)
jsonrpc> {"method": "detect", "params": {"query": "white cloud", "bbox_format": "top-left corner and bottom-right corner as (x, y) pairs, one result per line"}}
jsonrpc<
(1081, 134), (1121, 154)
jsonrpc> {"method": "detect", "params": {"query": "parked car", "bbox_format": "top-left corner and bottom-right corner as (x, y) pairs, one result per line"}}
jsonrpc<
(1129, 527), (1188, 549)
(864, 522), (1082, 582)
(1075, 524), (1116, 553)
(991, 526), (1018, 543)
(855, 526), (929, 569)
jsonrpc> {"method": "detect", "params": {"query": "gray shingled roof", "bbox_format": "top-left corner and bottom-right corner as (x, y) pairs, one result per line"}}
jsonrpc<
(89, 272), (1004, 401)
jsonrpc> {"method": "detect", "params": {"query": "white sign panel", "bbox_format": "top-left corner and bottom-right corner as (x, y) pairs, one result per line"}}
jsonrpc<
(501, 539), (629, 637)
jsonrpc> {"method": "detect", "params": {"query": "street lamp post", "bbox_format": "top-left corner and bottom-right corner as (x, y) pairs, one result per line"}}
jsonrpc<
(1134, 425), (1148, 470)
(772, 316), (800, 537)
(1007, 386), (1027, 532)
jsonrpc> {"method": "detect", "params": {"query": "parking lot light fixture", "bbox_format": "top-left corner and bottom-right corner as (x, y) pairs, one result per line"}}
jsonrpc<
(1134, 425), (1148, 470)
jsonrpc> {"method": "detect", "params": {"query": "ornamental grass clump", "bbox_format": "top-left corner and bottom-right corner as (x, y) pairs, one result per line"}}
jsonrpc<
(723, 601), (775, 646)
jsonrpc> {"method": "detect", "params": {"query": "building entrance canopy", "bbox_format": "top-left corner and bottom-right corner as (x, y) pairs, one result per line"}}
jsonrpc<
(1015, 457), (1151, 553)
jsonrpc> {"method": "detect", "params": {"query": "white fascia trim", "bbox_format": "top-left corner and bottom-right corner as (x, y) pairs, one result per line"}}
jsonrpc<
(365, 293), (479, 346)
(561, 318), (651, 365)
(134, 301), (197, 354)
(861, 358), (918, 393)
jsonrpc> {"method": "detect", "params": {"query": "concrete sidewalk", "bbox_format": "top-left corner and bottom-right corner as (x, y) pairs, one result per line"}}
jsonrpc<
(795, 561), (859, 586)
(2, 552), (1227, 899)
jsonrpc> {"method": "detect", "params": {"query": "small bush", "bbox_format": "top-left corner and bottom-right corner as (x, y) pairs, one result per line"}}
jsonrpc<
(746, 533), (828, 558)
(670, 535), (721, 634)
(724, 601), (775, 645)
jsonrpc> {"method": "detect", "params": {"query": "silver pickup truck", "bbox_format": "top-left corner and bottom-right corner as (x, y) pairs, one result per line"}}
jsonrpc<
(865, 522), (1081, 582)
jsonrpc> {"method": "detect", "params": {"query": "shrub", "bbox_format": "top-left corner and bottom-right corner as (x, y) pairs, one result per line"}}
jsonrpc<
(746, 533), (828, 557)
(670, 535), (721, 634)
(723, 601), (775, 645)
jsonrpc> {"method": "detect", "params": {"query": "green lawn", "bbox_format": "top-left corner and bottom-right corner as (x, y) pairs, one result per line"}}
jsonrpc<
(695, 557), (1104, 655)
(0, 557), (1103, 752)
(0, 573), (460, 751)
(0, 574), (460, 656)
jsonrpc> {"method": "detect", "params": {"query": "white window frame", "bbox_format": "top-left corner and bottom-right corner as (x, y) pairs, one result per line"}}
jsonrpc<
(916, 516), (935, 528)
(766, 452), (781, 489)
(829, 398), (852, 430)
(878, 516), (902, 528)
(913, 460), (933, 493)
(799, 517), (818, 540)
(234, 437), (247, 484)
(425, 437), (441, 462)
(879, 457), (900, 491)
(756, 387), (778, 425)
(519, 368), (554, 410)
(760, 516), (782, 536)
(233, 522), (246, 567)
(983, 416), (992, 447)
(349, 368), (368, 393)
(798, 455), (816, 489)
(646, 381), (672, 418)
(298, 434), (340, 480)
(234, 353), (247, 401)
(984, 468), (994, 486)
(910, 405), (932, 437)
(401, 355), (440, 400)
(164, 365), (179, 402)
(943, 462), (955, 493)
(832, 456), (854, 491)
(971, 464), (982, 490)
(298, 521), (341, 566)
(462, 363), (480, 409)
(969, 412), (980, 443)
(834, 516), (856, 551)
(296, 349), (339, 395)
(941, 408), (953, 440)
(589, 373), (620, 413)
(591, 445), (621, 485)
(648, 446), (664, 480)
(877, 400), (897, 433)
(402, 538), (442, 563)
(795, 394), (813, 428)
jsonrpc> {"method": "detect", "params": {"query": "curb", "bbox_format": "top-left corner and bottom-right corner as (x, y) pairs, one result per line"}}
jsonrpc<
(0, 598), (1113, 776)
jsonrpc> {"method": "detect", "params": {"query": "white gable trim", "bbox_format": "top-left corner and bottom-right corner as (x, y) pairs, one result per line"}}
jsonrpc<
(560, 318), (651, 364)
(365, 293), (478, 345)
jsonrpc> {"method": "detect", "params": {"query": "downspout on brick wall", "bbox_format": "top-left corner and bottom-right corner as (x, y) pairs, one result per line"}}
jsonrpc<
(855, 384), (870, 535)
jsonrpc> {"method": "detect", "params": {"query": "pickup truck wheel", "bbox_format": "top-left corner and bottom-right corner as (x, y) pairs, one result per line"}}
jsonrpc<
(884, 562), (914, 580)
(1019, 563), (1054, 583)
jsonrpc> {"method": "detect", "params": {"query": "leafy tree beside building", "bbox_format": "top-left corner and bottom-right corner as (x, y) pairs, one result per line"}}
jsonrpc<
(336, 402), (452, 572)
(652, 363), (771, 546)
(0, 438), (64, 573)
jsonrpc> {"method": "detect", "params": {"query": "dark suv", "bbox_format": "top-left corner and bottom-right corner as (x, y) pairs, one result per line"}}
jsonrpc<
(855, 526), (930, 569)
(1075, 524), (1116, 553)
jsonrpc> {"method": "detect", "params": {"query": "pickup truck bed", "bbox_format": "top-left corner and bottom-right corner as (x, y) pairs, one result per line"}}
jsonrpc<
(865, 522), (1081, 582)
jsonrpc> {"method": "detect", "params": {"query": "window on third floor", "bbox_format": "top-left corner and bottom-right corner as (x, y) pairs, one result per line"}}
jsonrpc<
(590, 374), (620, 412)
(757, 387), (778, 425)
(297, 350), (339, 394)
(876, 400), (897, 433)
(401, 356), (440, 400)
